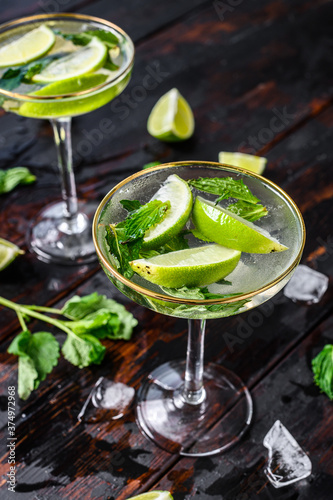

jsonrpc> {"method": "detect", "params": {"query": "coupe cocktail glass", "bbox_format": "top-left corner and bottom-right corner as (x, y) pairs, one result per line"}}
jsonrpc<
(93, 162), (305, 456)
(0, 13), (134, 264)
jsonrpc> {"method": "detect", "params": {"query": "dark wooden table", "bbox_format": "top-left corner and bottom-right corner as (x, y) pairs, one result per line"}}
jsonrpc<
(1, 0), (333, 498)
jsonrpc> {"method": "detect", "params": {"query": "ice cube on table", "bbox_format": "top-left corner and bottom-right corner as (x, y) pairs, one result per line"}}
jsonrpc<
(263, 420), (312, 488)
(77, 377), (135, 422)
(284, 264), (329, 304)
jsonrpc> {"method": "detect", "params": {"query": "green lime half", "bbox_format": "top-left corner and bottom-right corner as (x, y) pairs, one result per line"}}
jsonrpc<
(218, 152), (267, 175)
(192, 196), (288, 253)
(0, 25), (55, 67)
(32, 36), (107, 83)
(125, 492), (173, 500)
(0, 238), (24, 271)
(143, 174), (193, 249)
(130, 244), (241, 288)
(147, 88), (194, 142)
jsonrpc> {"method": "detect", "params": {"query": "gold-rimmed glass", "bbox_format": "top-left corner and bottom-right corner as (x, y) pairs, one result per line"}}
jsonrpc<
(93, 161), (305, 456)
(0, 13), (134, 264)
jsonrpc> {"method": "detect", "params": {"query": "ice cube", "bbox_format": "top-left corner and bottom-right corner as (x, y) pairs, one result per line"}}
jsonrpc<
(77, 377), (135, 422)
(283, 264), (329, 304)
(263, 420), (312, 488)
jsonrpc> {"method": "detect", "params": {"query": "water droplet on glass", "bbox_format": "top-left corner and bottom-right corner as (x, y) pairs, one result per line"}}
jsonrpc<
(263, 420), (312, 488)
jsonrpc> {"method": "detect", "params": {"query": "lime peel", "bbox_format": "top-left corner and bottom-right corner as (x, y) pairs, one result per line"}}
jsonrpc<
(130, 244), (241, 288)
(192, 196), (287, 254)
(125, 492), (173, 500)
(147, 88), (194, 142)
(32, 36), (107, 83)
(0, 238), (24, 271)
(142, 174), (193, 250)
(0, 25), (55, 67)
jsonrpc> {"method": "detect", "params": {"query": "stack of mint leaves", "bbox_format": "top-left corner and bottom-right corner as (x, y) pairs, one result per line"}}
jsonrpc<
(2, 292), (137, 399)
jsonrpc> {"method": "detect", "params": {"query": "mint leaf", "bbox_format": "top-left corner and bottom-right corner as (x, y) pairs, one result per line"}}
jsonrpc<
(226, 200), (267, 222)
(85, 30), (119, 48)
(161, 285), (250, 314)
(158, 231), (190, 253)
(61, 292), (137, 340)
(8, 330), (60, 399)
(0, 167), (36, 194)
(142, 161), (161, 170)
(121, 199), (170, 242)
(312, 344), (333, 399)
(62, 333), (105, 368)
(105, 199), (170, 277)
(0, 54), (64, 93)
(188, 177), (259, 204)
(63, 309), (120, 338)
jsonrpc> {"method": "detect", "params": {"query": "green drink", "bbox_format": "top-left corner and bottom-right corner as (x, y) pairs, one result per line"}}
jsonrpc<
(0, 14), (134, 264)
(93, 161), (305, 456)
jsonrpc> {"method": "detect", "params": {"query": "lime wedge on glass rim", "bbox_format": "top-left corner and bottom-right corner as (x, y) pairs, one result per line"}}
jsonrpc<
(218, 151), (267, 175)
(0, 238), (24, 271)
(192, 196), (288, 254)
(142, 174), (193, 249)
(0, 25), (55, 67)
(125, 492), (173, 500)
(130, 244), (241, 288)
(147, 88), (195, 142)
(32, 36), (107, 83)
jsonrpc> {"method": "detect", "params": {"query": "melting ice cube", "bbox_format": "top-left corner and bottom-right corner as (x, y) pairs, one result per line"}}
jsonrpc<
(284, 264), (329, 304)
(263, 420), (312, 488)
(77, 377), (135, 422)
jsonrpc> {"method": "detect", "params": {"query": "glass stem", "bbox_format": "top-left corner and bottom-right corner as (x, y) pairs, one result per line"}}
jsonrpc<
(50, 117), (78, 219)
(181, 319), (206, 405)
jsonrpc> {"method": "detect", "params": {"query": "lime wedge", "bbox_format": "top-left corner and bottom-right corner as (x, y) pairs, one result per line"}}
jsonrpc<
(32, 36), (107, 83)
(0, 25), (55, 67)
(143, 174), (193, 249)
(147, 88), (194, 142)
(192, 196), (287, 254)
(130, 244), (241, 288)
(125, 492), (173, 500)
(17, 73), (112, 118)
(218, 152), (267, 175)
(0, 238), (24, 271)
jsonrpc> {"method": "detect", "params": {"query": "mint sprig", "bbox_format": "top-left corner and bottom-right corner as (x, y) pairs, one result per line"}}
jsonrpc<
(188, 177), (259, 204)
(105, 199), (170, 278)
(312, 344), (333, 400)
(3, 292), (137, 399)
(0, 167), (36, 194)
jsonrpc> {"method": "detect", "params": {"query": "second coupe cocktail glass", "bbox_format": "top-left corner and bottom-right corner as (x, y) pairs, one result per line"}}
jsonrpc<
(0, 13), (134, 264)
(93, 162), (305, 456)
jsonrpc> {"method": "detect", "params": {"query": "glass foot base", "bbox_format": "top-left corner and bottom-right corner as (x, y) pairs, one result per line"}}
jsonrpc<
(28, 200), (98, 265)
(136, 361), (253, 457)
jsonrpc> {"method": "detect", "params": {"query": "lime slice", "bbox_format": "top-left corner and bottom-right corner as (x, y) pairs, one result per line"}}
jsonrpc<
(125, 492), (173, 500)
(218, 152), (267, 175)
(147, 88), (195, 142)
(130, 244), (241, 288)
(0, 25), (55, 67)
(32, 36), (107, 83)
(192, 196), (287, 254)
(143, 174), (193, 249)
(17, 73), (113, 118)
(0, 238), (24, 271)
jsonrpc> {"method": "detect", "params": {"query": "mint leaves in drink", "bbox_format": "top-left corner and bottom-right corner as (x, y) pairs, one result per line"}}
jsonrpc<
(105, 199), (170, 278)
(188, 176), (267, 221)
(312, 344), (333, 400)
(3, 292), (137, 399)
(0, 167), (36, 194)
